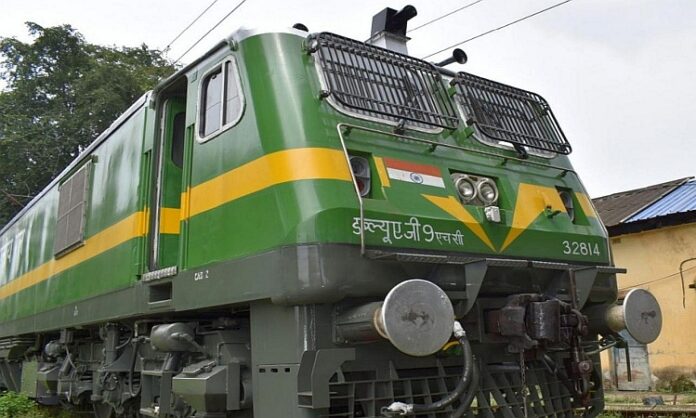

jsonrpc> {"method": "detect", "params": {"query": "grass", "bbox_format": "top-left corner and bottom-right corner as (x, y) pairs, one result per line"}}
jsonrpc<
(0, 392), (35, 418)
(604, 394), (642, 404)
(0, 392), (74, 418)
(597, 414), (622, 418)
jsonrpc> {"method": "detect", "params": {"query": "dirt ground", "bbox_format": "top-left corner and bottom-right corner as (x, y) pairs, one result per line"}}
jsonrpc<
(605, 390), (696, 405)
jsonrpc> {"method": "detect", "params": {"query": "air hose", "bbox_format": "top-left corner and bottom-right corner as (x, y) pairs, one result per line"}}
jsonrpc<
(382, 322), (477, 416)
(448, 362), (480, 418)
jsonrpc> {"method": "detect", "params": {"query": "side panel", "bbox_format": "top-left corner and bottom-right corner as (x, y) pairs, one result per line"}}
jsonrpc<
(0, 105), (151, 331)
(181, 34), (358, 271)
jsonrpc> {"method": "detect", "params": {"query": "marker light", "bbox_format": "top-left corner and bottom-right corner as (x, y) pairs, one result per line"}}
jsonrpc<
(349, 156), (371, 197)
(558, 190), (575, 222)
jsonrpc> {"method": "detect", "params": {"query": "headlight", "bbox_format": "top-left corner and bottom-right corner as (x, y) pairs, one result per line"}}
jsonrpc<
(477, 178), (498, 206)
(452, 174), (477, 203)
(451, 173), (499, 207)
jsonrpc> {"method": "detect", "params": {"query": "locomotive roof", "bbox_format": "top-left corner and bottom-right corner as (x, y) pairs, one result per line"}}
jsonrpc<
(154, 26), (309, 95)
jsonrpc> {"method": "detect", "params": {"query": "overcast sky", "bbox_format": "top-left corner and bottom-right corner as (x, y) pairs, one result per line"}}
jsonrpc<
(1, 0), (694, 197)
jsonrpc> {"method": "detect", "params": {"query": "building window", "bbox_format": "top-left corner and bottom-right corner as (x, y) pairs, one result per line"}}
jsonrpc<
(54, 162), (90, 256)
(198, 57), (244, 142)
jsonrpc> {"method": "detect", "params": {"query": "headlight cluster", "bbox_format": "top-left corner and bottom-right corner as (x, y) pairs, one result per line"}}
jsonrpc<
(451, 173), (499, 206)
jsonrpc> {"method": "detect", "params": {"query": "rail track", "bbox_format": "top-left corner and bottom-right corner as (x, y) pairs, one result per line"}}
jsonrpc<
(605, 403), (696, 417)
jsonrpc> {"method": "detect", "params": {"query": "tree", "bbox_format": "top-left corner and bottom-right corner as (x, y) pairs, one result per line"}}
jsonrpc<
(0, 23), (177, 227)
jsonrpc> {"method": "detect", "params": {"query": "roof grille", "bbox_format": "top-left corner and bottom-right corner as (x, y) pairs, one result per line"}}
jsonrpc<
(309, 32), (459, 131)
(452, 71), (571, 155)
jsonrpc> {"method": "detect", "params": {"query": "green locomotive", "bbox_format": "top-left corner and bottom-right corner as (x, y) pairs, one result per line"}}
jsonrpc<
(0, 6), (662, 418)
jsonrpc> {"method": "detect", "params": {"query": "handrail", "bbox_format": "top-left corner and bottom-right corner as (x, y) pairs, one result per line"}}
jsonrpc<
(335, 124), (366, 255)
(336, 122), (575, 176)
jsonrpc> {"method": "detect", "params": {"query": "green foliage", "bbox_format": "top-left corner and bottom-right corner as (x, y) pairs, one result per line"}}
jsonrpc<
(0, 22), (177, 226)
(668, 375), (696, 393)
(0, 392), (78, 418)
(0, 391), (35, 417)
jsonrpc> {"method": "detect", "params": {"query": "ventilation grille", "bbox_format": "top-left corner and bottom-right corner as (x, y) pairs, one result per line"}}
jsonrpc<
(54, 162), (90, 256)
(310, 32), (459, 131)
(324, 360), (599, 418)
(452, 72), (571, 155)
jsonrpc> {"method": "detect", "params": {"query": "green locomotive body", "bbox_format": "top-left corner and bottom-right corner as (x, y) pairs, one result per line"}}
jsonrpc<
(0, 9), (661, 418)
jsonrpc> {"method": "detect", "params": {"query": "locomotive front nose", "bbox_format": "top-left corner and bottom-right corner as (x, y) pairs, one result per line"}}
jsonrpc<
(334, 279), (455, 356)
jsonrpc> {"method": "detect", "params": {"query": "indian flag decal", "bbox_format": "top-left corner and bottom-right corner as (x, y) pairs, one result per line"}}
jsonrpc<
(384, 158), (445, 188)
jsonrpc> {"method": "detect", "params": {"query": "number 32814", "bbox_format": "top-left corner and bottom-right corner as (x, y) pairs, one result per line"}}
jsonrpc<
(562, 240), (600, 256)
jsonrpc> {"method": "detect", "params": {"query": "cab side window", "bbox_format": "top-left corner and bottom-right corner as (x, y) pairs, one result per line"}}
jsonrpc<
(224, 61), (242, 125)
(198, 57), (244, 141)
(201, 68), (223, 137)
(171, 112), (186, 168)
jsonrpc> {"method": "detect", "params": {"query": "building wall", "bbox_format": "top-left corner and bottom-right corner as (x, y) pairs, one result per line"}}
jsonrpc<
(602, 222), (696, 383)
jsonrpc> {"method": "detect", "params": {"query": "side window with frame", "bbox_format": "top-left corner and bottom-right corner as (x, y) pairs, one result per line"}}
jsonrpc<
(171, 112), (186, 168)
(198, 57), (244, 142)
(54, 162), (91, 256)
(0, 240), (12, 285)
(201, 68), (223, 137)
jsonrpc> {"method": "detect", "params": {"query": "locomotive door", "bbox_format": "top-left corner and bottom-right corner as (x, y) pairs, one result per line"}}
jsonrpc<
(151, 98), (186, 269)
